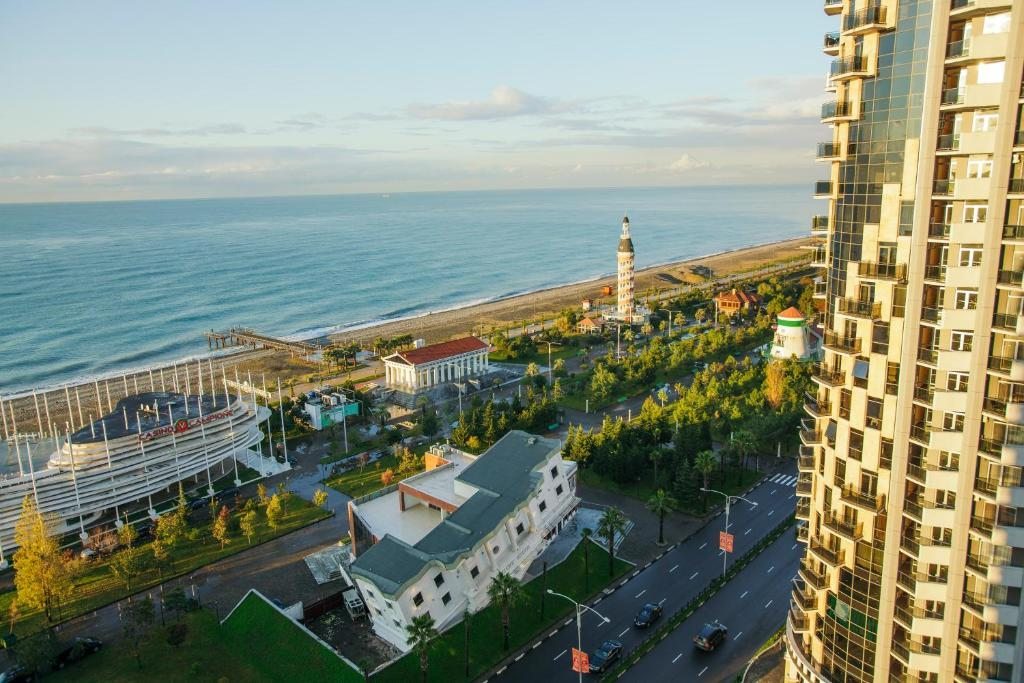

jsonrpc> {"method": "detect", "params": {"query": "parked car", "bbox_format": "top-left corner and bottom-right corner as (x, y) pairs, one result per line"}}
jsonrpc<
(214, 487), (238, 503)
(693, 621), (728, 651)
(54, 637), (102, 668)
(0, 665), (33, 683)
(135, 524), (154, 542)
(79, 547), (97, 561)
(633, 602), (663, 628)
(588, 640), (622, 673)
(188, 497), (208, 512)
(287, 456), (298, 467)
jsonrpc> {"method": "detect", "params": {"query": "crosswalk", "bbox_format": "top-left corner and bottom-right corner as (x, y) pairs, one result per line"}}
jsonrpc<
(768, 473), (797, 487)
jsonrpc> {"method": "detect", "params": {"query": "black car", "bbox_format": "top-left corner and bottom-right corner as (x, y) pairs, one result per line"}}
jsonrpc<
(693, 621), (728, 651)
(135, 524), (154, 542)
(0, 666), (33, 683)
(188, 497), (208, 512)
(588, 639), (622, 673)
(633, 602), (663, 628)
(54, 637), (102, 668)
(214, 487), (238, 503)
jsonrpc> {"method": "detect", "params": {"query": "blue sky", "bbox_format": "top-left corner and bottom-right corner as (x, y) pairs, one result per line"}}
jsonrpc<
(0, 2), (834, 202)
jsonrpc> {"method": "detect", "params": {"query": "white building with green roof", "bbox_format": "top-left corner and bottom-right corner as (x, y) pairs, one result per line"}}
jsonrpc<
(344, 431), (579, 651)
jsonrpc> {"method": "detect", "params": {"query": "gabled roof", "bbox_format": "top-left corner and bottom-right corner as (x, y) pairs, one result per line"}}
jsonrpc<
(350, 431), (558, 595)
(778, 306), (805, 319)
(385, 336), (488, 366)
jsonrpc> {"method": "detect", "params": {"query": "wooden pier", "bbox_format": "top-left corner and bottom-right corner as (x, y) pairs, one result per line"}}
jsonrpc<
(205, 327), (324, 356)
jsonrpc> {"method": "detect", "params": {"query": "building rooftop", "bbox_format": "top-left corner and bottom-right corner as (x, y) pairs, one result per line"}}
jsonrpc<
(70, 392), (232, 444)
(350, 431), (559, 595)
(385, 337), (488, 367)
(400, 450), (475, 510)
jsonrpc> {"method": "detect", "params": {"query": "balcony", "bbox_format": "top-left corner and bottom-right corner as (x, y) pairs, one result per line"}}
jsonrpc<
(824, 0), (843, 14)
(821, 100), (854, 122)
(809, 540), (845, 567)
(798, 560), (828, 590)
(929, 221), (951, 238)
(796, 477), (814, 496)
(812, 363), (845, 387)
(923, 263), (947, 282)
(823, 331), (861, 354)
(836, 298), (881, 319)
(804, 393), (831, 417)
(796, 499), (811, 521)
(987, 355), (1024, 381)
(916, 346), (938, 364)
(811, 215), (829, 234)
(823, 514), (863, 541)
(829, 56), (869, 80)
(814, 181), (833, 197)
(823, 31), (841, 55)
(941, 86), (965, 106)
(841, 485), (885, 512)
(946, 38), (971, 60)
(858, 261), (907, 282)
(816, 142), (841, 160)
(1009, 178), (1024, 194)
(1016, 130), (1024, 146)
(798, 452), (816, 472)
(932, 178), (955, 196)
(1005, 224), (1024, 241)
(937, 132), (961, 151)
(910, 423), (932, 445)
(997, 269), (1023, 286)
(793, 586), (817, 610)
(800, 427), (825, 446)
(992, 312), (1020, 333)
(920, 306), (941, 323)
(842, 5), (887, 33)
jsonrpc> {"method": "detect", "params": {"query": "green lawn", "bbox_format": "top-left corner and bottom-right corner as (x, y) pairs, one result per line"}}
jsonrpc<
(579, 466), (762, 516)
(372, 541), (631, 682)
(221, 592), (363, 681)
(0, 494), (330, 637)
(489, 344), (579, 366)
(325, 454), (426, 499)
(47, 609), (268, 683)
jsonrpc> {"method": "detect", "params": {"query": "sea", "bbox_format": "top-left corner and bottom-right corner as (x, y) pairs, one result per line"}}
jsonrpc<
(0, 186), (813, 393)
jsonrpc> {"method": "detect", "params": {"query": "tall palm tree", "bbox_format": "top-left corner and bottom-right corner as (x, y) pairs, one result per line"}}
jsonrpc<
(405, 613), (438, 683)
(581, 527), (593, 592)
(646, 489), (678, 545)
(731, 429), (758, 483)
(487, 572), (525, 651)
(694, 450), (717, 512)
(597, 507), (628, 577)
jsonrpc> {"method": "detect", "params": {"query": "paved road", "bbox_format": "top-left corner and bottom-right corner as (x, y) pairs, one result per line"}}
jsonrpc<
(496, 466), (798, 683)
(625, 523), (801, 682)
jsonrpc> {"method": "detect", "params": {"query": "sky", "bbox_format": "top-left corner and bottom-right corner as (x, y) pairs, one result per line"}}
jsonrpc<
(0, 2), (835, 203)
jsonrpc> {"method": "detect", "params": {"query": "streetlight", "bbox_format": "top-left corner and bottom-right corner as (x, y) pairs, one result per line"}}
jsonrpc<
(701, 487), (758, 577)
(664, 309), (685, 336)
(546, 589), (611, 683)
(542, 341), (559, 384)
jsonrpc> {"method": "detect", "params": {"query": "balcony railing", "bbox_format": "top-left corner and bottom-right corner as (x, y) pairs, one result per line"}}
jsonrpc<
(987, 354), (1024, 373)
(916, 347), (938, 364)
(823, 331), (861, 353)
(932, 178), (955, 195)
(910, 423), (932, 444)
(929, 222), (951, 238)
(824, 514), (862, 541)
(998, 269), (1024, 285)
(946, 39), (970, 59)
(812, 363), (845, 386)
(843, 5), (886, 31)
(941, 87), (965, 105)
(841, 485), (885, 512)
(809, 540), (845, 566)
(837, 298), (881, 318)
(993, 312), (1019, 330)
(804, 393), (831, 417)
(937, 132), (961, 150)
(920, 306), (941, 323)
(823, 0), (843, 9)
(823, 31), (841, 52)
(816, 142), (840, 159)
(811, 215), (829, 232)
(830, 56), (868, 78)
(814, 181), (833, 196)
(1016, 130), (1024, 146)
(796, 500), (811, 521)
(858, 261), (907, 282)
(821, 100), (853, 120)
(924, 263), (947, 281)
(799, 560), (828, 590)
(1005, 224), (1024, 240)
(1009, 178), (1024, 194)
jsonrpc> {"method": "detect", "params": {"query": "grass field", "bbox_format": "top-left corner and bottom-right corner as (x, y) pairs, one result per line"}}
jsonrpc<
(372, 541), (631, 682)
(0, 494), (329, 637)
(579, 466), (762, 516)
(325, 453), (426, 499)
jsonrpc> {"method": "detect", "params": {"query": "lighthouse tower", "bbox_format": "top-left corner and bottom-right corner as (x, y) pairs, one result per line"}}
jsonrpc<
(617, 216), (635, 323)
(770, 306), (820, 360)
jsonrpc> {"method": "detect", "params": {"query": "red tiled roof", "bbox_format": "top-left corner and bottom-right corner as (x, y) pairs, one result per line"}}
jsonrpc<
(395, 336), (488, 365)
(778, 306), (805, 319)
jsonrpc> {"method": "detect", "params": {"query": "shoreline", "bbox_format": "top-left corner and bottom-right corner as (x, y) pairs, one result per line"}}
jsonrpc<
(1, 235), (813, 401)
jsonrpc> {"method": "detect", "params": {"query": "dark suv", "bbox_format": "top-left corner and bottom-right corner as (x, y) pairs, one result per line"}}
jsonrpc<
(633, 602), (663, 628)
(54, 636), (102, 668)
(693, 621), (728, 651)
(588, 639), (622, 673)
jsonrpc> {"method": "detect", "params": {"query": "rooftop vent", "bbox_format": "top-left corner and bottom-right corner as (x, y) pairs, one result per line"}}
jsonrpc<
(527, 437), (537, 445)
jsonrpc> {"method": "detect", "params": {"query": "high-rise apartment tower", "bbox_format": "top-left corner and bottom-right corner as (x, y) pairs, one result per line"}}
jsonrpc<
(787, 1), (1024, 682)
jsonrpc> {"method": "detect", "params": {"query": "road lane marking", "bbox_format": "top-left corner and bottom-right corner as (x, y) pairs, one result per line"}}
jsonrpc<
(554, 649), (567, 661)
(618, 628), (629, 637)
(672, 653), (683, 663)
(765, 600), (774, 608)
(767, 509), (774, 516)
(699, 666), (709, 677)
(699, 542), (707, 550)
(598, 619), (607, 627)
(788, 494), (794, 500)
(734, 631), (743, 641)
(549, 631), (558, 637)
(564, 619), (573, 626)
(740, 591), (748, 599)
(669, 564), (679, 573)
(767, 566), (775, 574)
(636, 589), (647, 598)
(744, 528), (752, 535)
(689, 571), (699, 580)
(515, 654), (524, 661)
(791, 543), (798, 550)
(659, 598), (666, 605)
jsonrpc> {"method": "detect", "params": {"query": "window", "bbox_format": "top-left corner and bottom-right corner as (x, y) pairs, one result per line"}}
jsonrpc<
(983, 12), (1011, 34)
(385, 600), (393, 610)
(936, 490), (957, 509)
(492, 545), (500, 554)
(866, 398), (882, 429)
(442, 592), (452, 605)
(365, 589), (375, 599)
(966, 160), (992, 179)
(538, 500), (547, 512)
(943, 412), (965, 431)
(955, 289), (978, 309)
(849, 430), (864, 460)
(413, 593), (424, 607)
(434, 573), (445, 588)
(973, 111), (998, 132)
(950, 331), (973, 351)
(550, 466), (558, 479)
(931, 527), (952, 546)
(515, 522), (525, 535)
(375, 608), (383, 616)
(964, 202), (988, 223)
(947, 372), (969, 391)
(959, 244), (983, 266)
(938, 451), (959, 470)
(555, 484), (564, 496)
(470, 565), (479, 579)
(977, 61), (1006, 84)
(393, 619), (401, 628)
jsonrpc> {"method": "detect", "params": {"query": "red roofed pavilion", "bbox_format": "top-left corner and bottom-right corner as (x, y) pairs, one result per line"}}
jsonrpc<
(383, 336), (490, 392)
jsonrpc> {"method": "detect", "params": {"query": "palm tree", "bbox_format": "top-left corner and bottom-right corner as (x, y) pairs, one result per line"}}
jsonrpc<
(694, 308), (707, 325)
(597, 507), (628, 577)
(646, 489), (678, 545)
(487, 572), (525, 651)
(405, 613), (438, 683)
(581, 527), (593, 592)
(694, 451), (717, 512)
(731, 430), (757, 483)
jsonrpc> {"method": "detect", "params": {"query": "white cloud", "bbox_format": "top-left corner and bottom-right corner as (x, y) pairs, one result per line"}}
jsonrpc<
(668, 153), (710, 172)
(407, 85), (566, 121)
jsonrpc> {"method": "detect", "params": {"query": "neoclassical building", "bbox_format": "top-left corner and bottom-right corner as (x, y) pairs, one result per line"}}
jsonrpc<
(382, 336), (490, 393)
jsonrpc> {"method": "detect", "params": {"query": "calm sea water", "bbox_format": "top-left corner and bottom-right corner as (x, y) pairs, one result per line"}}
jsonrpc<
(0, 186), (812, 392)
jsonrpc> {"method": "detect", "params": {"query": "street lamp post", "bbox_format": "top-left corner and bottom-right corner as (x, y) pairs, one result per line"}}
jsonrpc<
(665, 309), (685, 336)
(701, 487), (758, 577)
(543, 341), (555, 385)
(546, 589), (611, 683)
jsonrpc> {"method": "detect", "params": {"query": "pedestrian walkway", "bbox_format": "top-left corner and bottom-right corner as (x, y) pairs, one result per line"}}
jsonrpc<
(767, 473), (797, 487)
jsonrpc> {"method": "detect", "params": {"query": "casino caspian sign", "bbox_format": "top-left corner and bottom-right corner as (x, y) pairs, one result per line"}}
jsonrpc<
(139, 408), (233, 442)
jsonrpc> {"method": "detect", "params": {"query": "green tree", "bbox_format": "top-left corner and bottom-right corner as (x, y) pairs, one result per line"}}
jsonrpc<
(695, 308), (707, 325)
(596, 507), (628, 577)
(256, 482), (268, 506)
(646, 489), (678, 545)
(122, 597), (155, 669)
(487, 572), (525, 651)
(731, 429), (758, 480)
(212, 505), (231, 549)
(14, 628), (57, 676)
(240, 509), (259, 545)
(166, 622), (189, 649)
(11, 496), (74, 623)
(525, 362), (540, 377)
(420, 410), (439, 437)
(153, 508), (186, 574)
(405, 613), (438, 683)
(266, 494), (284, 531)
(312, 488), (329, 509)
(581, 527), (593, 592)
(694, 451), (717, 512)
(590, 364), (618, 403)
(109, 527), (149, 594)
